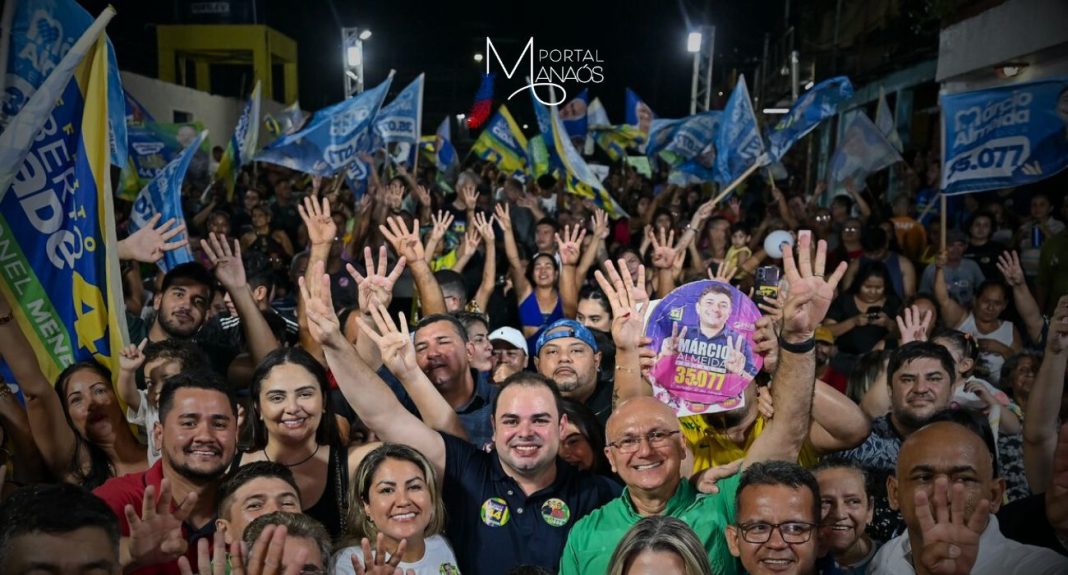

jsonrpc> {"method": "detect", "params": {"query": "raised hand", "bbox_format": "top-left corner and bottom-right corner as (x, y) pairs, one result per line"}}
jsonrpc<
(474, 211), (495, 242)
(996, 251), (1026, 287)
(119, 213), (189, 263)
(656, 322), (688, 362)
(380, 216), (425, 262)
(230, 524), (308, 575)
(356, 303), (418, 379)
(201, 233), (246, 291)
(915, 477), (988, 575)
(724, 334), (747, 374)
(298, 261), (343, 349)
(346, 246), (406, 313)
(429, 210), (454, 243)
(896, 305), (933, 344)
(352, 533), (415, 575)
(494, 203), (513, 234)
(593, 259), (649, 352)
(177, 531), (228, 575)
(780, 232), (846, 343)
(592, 208), (610, 240)
(1047, 295), (1068, 355)
(413, 184), (432, 208)
(692, 459), (742, 495)
(708, 258), (738, 283)
(690, 200), (715, 231)
(752, 315), (780, 374)
(460, 228), (480, 255)
(297, 195), (336, 248)
(119, 338), (148, 375)
(357, 194), (373, 216)
(649, 226), (678, 270)
(126, 480), (198, 568)
(460, 181), (479, 211)
(556, 224), (587, 266)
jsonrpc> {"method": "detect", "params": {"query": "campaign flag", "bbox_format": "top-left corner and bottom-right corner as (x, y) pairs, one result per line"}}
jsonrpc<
(256, 73), (394, 176)
(625, 88), (655, 132)
(429, 116), (458, 172)
(828, 112), (902, 192)
(667, 116), (724, 185)
(715, 75), (767, 185)
(120, 121), (209, 199)
(264, 101), (307, 137)
(646, 111), (722, 162)
(875, 86), (903, 152)
(216, 80), (261, 200)
(561, 88), (589, 146)
(941, 77), (1068, 195)
(767, 76), (853, 161)
(128, 130), (205, 272)
(549, 105), (627, 218)
(0, 9), (128, 385)
(374, 74), (424, 167)
(124, 91), (154, 125)
(2, 0), (127, 167)
(587, 97), (610, 128)
(530, 94), (564, 178)
(470, 104), (529, 179)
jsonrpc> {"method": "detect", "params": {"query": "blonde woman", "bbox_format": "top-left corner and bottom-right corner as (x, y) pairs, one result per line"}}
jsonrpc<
(334, 443), (459, 575)
(607, 516), (713, 575)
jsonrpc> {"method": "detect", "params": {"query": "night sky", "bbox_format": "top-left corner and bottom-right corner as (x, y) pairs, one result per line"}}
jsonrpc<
(82, 0), (783, 132)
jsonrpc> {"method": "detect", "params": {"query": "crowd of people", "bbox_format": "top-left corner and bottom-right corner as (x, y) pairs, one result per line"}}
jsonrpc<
(1, 145), (1068, 575)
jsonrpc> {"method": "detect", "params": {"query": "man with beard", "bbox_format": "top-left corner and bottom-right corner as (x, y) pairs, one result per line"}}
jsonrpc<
(873, 410), (1068, 573)
(127, 262), (214, 345)
(534, 319), (612, 427)
(94, 371), (239, 575)
(839, 341), (958, 542)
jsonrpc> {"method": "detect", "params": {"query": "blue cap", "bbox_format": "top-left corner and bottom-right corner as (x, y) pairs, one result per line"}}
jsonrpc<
(534, 319), (600, 356)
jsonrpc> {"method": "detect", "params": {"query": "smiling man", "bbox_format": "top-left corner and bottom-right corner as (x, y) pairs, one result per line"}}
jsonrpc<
(94, 371), (239, 575)
(839, 341), (957, 541)
(215, 461), (302, 545)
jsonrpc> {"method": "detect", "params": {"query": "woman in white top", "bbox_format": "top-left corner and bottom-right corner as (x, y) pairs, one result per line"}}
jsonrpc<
(935, 272), (1022, 386)
(334, 443), (459, 575)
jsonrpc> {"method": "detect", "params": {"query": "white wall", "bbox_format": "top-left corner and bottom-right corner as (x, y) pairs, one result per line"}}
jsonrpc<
(120, 71), (286, 150)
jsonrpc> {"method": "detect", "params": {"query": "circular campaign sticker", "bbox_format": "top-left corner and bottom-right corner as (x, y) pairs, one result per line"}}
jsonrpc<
(645, 280), (762, 416)
(480, 497), (511, 527)
(540, 498), (571, 527)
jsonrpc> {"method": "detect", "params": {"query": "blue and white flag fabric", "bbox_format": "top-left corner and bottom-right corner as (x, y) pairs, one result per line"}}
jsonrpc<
(625, 88), (655, 131)
(587, 96), (610, 128)
(828, 112), (902, 193)
(0, 8), (128, 385)
(256, 73), (394, 176)
(432, 116), (457, 172)
(216, 81), (261, 199)
(374, 74), (424, 167)
(715, 75), (767, 185)
(2, 0), (127, 167)
(646, 111), (722, 162)
(561, 88), (589, 146)
(767, 76), (853, 161)
(549, 105), (627, 218)
(265, 101), (307, 137)
(530, 94), (564, 177)
(124, 90), (154, 125)
(875, 86), (903, 152)
(129, 131), (205, 271)
(941, 77), (1068, 195)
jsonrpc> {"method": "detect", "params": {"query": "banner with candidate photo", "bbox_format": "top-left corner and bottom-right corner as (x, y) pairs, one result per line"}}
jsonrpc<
(645, 281), (763, 417)
(941, 77), (1068, 195)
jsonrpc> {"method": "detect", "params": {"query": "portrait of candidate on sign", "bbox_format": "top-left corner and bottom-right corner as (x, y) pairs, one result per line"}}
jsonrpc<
(646, 280), (762, 416)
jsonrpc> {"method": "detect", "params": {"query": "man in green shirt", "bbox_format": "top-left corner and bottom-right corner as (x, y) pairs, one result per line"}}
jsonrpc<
(560, 233), (846, 575)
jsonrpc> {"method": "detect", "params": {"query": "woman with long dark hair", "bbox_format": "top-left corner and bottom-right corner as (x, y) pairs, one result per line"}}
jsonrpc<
(234, 347), (378, 538)
(823, 260), (901, 373)
(0, 293), (146, 489)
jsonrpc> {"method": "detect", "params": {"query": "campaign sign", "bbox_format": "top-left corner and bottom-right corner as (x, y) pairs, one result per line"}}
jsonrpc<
(645, 281), (762, 416)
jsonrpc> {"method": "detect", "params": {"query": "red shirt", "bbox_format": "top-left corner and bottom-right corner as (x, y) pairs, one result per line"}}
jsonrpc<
(93, 460), (217, 575)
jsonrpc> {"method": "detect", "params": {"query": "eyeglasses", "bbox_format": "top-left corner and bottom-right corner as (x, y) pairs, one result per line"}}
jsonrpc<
(607, 430), (680, 453)
(736, 521), (817, 544)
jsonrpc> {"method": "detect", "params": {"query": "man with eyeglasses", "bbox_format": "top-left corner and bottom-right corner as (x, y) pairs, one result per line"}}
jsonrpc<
(560, 233), (847, 575)
(726, 461), (823, 575)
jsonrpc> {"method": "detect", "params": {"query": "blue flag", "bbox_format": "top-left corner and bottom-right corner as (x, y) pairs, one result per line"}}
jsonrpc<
(0, 9), (127, 384)
(646, 111), (722, 162)
(530, 94), (564, 177)
(561, 88), (589, 146)
(128, 131), (205, 272)
(124, 91), (154, 124)
(767, 76), (853, 161)
(549, 105), (627, 218)
(433, 117), (457, 172)
(941, 77), (1068, 195)
(256, 74), (394, 176)
(2, 0), (127, 167)
(374, 74), (424, 167)
(715, 76), (766, 185)
(828, 112), (902, 193)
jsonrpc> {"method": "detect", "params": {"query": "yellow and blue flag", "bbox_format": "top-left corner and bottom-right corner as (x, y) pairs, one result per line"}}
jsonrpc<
(0, 8), (127, 383)
(216, 81), (261, 200)
(470, 105), (529, 179)
(548, 105), (628, 218)
(587, 97), (644, 162)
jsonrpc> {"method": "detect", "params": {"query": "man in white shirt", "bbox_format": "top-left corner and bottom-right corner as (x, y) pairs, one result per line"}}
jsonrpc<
(871, 410), (1068, 574)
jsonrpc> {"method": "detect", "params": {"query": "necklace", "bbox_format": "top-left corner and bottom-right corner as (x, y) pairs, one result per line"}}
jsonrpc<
(263, 443), (321, 467)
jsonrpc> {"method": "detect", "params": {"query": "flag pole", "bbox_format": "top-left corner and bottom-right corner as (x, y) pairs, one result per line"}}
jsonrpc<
(708, 160), (762, 207)
(940, 193), (947, 252)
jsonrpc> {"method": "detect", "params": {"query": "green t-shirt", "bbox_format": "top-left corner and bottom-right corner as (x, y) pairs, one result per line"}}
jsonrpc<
(559, 473), (742, 575)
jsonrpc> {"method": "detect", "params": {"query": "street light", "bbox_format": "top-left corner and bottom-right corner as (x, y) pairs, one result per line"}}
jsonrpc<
(473, 52), (484, 63)
(688, 26), (715, 114)
(342, 27), (370, 97)
(359, 29), (372, 41)
(686, 32), (702, 53)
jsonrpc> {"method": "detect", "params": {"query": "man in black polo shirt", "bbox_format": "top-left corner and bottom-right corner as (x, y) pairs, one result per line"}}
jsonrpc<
(301, 273), (621, 575)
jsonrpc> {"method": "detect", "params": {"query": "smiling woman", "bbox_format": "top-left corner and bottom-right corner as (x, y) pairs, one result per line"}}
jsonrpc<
(334, 443), (459, 575)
